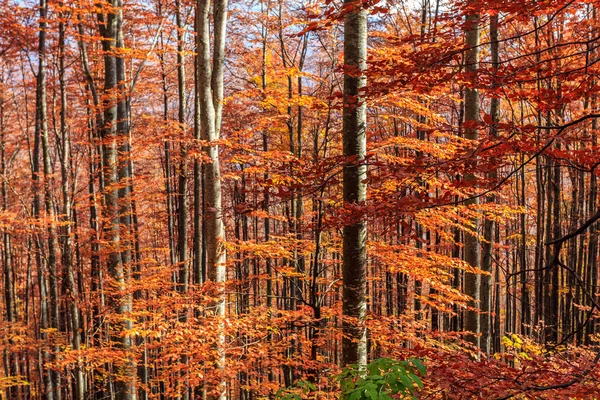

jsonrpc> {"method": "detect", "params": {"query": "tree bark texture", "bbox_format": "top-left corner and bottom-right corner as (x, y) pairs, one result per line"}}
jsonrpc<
(463, 3), (481, 349)
(197, 0), (229, 398)
(342, 0), (368, 368)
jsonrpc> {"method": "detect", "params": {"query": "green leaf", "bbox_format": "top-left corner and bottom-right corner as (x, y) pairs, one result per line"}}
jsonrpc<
(366, 388), (378, 400)
(412, 374), (423, 388)
(411, 359), (426, 376)
(367, 362), (380, 376)
(399, 374), (414, 392)
(338, 357), (427, 400)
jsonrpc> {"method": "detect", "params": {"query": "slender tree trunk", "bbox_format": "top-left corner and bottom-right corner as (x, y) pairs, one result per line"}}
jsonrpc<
(193, 1), (204, 288)
(413, 0), (429, 319)
(78, 21), (107, 397)
(35, 0), (58, 397)
(550, 150), (561, 341)
(176, 0), (189, 293)
(98, 2), (136, 398)
(0, 62), (18, 400)
(341, 0), (368, 368)
(463, 2), (481, 349)
(481, 13), (499, 354)
(58, 11), (85, 398)
(260, 2), (275, 386)
(261, 0), (272, 313)
(175, 5), (190, 398)
(587, 108), (598, 341)
(158, 27), (177, 270)
(587, 7), (599, 342)
(533, 18), (545, 331)
(197, 1), (228, 398)
(519, 152), (531, 335)
(116, 0), (133, 282)
(117, 0), (137, 395)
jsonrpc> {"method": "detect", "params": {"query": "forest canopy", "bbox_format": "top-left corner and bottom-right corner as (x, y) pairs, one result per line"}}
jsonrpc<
(0, 0), (600, 398)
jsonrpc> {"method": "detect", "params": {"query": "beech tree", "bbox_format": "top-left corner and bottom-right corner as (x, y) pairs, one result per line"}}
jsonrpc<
(342, 0), (368, 368)
(97, 0), (136, 397)
(33, 0), (58, 397)
(196, 0), (229, 397)
(1, 0), (600, 399)
(463, 0), (481, 349)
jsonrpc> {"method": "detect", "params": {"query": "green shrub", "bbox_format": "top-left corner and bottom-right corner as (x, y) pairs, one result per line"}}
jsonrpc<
(338, 358), (426, 400)
(275, 358), (426, 400)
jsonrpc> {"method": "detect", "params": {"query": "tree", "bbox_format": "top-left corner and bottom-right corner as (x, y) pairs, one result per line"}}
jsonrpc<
(342, 0), (368, 368)
(196, 0), (229, 397)
(1, 0), (600, 398)
(33, 0), (57, 397)
(97, 0), (136, 397)
(462, 0), (481, 349)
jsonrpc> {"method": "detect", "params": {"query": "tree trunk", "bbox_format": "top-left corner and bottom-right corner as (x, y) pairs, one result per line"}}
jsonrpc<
(193, 1), (205, 288)
(176, 0), (189, 293)
(158, 23), (177, 270)
(463, 2), (481, 349)
(481, 13), (499, 354)
(341, 0), (368, 368)
(35, 0), (58, 397)
(98, 2), (136, 398)
(197, 0), (229, 398)
(0, 56), (18, 400)
(58, 10), (85, 398)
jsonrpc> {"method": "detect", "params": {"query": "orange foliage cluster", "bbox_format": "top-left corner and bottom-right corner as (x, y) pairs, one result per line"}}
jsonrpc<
(0, 0), (600, 399)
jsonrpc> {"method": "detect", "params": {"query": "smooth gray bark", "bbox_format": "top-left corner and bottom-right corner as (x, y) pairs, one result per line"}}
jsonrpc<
(58, 11), (85, 397)
(463, 3), (481, 349)
(342, 0), (368, 368)
(176, 0), (189, 293)
(98, 1), (137, 398)
(34, 1), (57, 397)
(481, 13), (499, 354)
(193, 1), (204, 286)
(0, 71), (18, 400)
(158, 25), (177, 271)
(197, 0), (228, 398)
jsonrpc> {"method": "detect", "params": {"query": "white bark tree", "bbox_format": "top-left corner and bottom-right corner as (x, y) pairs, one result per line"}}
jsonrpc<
(196, 0), (228, 398)
(342, 0), (368, 368)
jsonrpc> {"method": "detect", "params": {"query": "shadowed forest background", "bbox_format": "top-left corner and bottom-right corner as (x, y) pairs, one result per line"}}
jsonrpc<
(1, 0), (600, 398)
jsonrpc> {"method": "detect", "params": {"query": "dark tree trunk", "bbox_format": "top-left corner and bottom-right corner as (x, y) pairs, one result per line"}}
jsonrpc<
(98, 1), (137, 398)
(463, 2), (481, 349)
